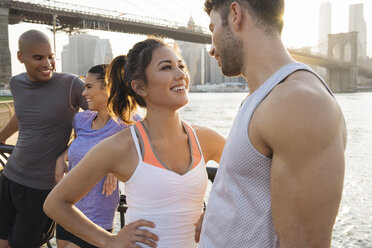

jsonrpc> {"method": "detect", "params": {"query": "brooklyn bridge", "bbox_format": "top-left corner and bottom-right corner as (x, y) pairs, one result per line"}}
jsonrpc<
(1, 0), (371, 92)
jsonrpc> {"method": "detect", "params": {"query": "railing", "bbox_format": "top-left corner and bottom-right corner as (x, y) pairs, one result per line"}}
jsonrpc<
(0, 144), (13, 169)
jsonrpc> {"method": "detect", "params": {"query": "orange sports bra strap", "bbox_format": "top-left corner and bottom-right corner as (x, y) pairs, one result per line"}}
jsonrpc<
(183, 122), (202, 169)
(135, 122), (164, 169)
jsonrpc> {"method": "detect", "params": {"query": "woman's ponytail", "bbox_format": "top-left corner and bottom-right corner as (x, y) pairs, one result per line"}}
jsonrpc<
(106, 55), (138, 124)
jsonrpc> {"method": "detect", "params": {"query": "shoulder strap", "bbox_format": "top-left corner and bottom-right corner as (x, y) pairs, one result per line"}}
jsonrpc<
(130, 125), (143, 161)
(183, 122), (202, 169)
(135, 122), (165, 169)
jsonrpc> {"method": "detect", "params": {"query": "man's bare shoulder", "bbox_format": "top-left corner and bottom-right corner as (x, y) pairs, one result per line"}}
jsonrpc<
(255, 70), (346, 150)
(263, 70), (342, 121)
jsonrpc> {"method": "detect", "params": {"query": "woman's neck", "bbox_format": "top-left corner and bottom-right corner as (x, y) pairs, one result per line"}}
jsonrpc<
(91, 109), (111, 130)
(142, 109), (184, 140)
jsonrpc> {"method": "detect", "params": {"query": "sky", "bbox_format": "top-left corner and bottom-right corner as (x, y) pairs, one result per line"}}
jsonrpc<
(7, 0), (372, 75)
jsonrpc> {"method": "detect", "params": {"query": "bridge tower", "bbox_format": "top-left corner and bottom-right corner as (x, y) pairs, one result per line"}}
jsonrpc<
(327, 32), (358, 92)
(0, 0), (11, 90)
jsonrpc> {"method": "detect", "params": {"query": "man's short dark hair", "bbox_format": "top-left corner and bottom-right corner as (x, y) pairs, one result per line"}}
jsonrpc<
(204, 0), (285, 34)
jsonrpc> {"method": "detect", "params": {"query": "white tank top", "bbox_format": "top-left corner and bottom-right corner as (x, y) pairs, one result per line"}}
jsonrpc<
(125, 121), (207, 248)
(199, 63), (332, 247)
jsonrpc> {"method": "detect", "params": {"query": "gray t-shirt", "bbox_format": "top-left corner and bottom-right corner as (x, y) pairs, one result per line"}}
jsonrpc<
(3, 72), (87, 190)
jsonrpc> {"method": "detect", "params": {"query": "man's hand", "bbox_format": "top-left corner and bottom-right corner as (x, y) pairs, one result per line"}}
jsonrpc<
(102, 173), (118, 196)
(106, 219), (158, 248)
(194, 212), (205, 242)
(55, 154), (68, 183)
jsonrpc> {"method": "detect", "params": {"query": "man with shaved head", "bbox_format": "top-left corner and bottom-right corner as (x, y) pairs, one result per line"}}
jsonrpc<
(0, 29), (87, 248)
(17, 29), (54, 82)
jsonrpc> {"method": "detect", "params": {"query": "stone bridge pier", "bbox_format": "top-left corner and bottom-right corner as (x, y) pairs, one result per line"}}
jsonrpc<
(327, 32), (358, 93)
(0, 0), (11, 90)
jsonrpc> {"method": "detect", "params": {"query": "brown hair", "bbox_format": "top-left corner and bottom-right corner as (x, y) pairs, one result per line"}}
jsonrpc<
(88, 64), (108, 88)
(204, 0), (285, 34)
(106, 38), (168, 124)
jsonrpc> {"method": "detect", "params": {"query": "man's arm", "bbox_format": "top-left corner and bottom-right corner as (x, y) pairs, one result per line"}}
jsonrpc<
(72, 76), (88, 110)
(257, 79), (346, 247)
(0, 115), (18, 144)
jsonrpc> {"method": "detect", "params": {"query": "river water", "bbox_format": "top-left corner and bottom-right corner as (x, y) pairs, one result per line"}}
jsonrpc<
(49, 92), (371, 247)
(180, 92), (372, 247)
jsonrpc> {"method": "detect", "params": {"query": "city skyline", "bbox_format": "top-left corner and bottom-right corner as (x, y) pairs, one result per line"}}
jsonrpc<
(6, 0), (372, 75)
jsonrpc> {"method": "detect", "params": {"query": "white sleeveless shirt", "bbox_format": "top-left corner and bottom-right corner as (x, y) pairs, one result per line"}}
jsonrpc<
(200, 63), (332, 247)
(125, 121), (207, 248)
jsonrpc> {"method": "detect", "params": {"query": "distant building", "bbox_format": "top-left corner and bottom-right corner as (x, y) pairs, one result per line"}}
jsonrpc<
(349, 3), (367, 58)
(186, 16), (203, 33)
(62, 34), (113, 76)
(177, 40), (206, 85)
(94, 39), (113, 66)
(187, 16), (196, 29)
(61, 44), (69, 72)
(318, 1), (332, 54)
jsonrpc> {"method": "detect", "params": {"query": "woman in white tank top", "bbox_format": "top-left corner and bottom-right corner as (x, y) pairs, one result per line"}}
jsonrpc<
(44, 38), (226, 248)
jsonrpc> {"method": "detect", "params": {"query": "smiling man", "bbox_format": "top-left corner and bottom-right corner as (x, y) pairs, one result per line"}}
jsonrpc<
(0, 29), (87, 248)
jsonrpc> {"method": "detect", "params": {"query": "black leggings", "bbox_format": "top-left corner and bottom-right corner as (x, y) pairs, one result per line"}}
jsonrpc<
(56, 224), (113, 248)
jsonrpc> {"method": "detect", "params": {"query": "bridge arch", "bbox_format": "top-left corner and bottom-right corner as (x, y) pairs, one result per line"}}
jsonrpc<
(328, 32), (358, 64)
(327, 32), (358, 92)
(332, 44), (340, 59)
(344, 42), (352, 62)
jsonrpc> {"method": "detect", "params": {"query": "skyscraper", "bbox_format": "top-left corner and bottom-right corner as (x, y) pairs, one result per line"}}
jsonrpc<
(318, 1), (332, 54)
(62, 34), (113, 75)
(349, 3), (367, 58)
(177, 40), (206, 86)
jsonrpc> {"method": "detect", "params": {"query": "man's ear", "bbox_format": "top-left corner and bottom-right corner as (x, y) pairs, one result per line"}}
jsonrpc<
(131, 80), (147, 96)
(17, 51), (24, 63)
(230, 2), (243, 32)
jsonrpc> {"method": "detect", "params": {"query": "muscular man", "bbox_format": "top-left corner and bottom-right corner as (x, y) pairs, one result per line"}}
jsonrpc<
(0, 29), (87, 248)
(198, 1), (346, 247)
